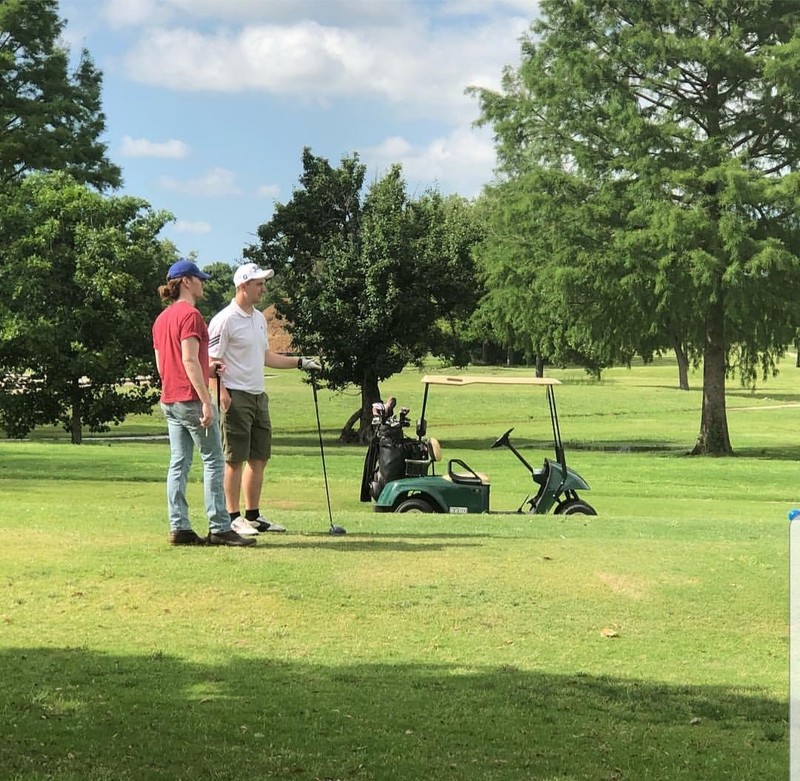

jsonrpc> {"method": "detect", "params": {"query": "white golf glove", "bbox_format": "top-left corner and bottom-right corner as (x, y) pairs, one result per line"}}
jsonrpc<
(299, 357), (322, 371)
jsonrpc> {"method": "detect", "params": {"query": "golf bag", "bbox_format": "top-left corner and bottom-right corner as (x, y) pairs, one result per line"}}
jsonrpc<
(359, 399), (429, 502)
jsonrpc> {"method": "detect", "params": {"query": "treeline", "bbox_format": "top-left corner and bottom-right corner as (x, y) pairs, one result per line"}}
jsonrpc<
(3, 0), (800, 454)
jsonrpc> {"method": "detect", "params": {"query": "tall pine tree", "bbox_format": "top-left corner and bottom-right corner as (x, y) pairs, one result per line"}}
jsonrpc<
(0, 0), (121, 189)
(473, 0), (800, 454)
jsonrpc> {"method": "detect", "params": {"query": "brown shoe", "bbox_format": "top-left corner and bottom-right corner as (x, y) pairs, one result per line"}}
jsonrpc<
(169, 529), (207, 545)
(207, 529), (257, 547)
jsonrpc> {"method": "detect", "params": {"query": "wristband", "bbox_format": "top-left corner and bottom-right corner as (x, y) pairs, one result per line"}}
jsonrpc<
(297, 357), (302, 369)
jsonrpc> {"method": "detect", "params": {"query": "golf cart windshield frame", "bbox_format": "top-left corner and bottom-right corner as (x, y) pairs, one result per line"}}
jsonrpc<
(421, 375), (561, 386)
(418, 373), (568, 478)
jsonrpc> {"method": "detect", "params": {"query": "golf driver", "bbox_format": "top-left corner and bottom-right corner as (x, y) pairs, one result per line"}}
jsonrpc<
(310, 373), (346, 535)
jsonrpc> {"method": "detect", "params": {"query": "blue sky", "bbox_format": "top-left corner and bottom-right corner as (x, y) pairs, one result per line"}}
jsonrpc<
(58, 0), (536, 267)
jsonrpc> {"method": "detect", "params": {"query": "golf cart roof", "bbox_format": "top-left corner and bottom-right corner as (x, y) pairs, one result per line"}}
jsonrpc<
(421, 374), (561, 387)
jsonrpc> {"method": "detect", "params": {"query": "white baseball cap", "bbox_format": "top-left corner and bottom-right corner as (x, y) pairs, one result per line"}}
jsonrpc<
(233, 262), (274, 287)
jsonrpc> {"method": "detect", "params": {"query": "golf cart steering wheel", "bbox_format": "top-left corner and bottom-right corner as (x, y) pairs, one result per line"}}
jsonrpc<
(491, 428), (515, 449)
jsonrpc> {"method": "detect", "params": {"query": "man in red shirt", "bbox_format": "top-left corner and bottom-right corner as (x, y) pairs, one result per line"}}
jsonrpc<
(152, 259), (255, 547)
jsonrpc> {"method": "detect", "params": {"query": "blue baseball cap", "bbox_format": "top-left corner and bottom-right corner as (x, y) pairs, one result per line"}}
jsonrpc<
(167, 259), (211, 281)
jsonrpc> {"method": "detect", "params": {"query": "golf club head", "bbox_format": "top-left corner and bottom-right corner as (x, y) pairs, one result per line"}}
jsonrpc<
(329, 525), (346, 535)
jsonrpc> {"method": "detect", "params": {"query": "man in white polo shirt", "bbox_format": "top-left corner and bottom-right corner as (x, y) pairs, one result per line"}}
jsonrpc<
(208, 262), (320, 536)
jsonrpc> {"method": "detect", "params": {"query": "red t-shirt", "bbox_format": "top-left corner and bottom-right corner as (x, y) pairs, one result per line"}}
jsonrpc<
(152, 300), (210, 403)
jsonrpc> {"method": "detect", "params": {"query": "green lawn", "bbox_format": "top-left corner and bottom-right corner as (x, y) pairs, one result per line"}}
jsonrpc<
(0, 357), (791, 780)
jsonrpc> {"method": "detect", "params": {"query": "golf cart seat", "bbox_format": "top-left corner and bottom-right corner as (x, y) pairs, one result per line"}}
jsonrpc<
(405, 438), (442, 477)
(446, 458), (490, 486)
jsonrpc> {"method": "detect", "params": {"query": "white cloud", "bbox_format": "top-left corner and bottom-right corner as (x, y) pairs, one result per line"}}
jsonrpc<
(173, 220), (212, 234)
(101, 0), (422, 27)
(120, 15), (529, 121)
(363, 125), (497, 198)
(159, 167), (242, 196)
(120, 135), (190, 158)
(256, 184), (280, 198)
(367, 137), (413, 159)
(102, 0), (164, 27)
(438, 0), (538, 17)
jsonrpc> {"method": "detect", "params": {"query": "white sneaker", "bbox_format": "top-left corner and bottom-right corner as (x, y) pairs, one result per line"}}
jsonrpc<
(250, 515), (286, 533)
(231, 517), (259, 536)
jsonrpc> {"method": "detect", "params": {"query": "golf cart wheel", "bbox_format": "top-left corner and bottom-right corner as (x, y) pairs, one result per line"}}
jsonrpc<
(554, 498), (597, 516)
(395, 497), (435, 513)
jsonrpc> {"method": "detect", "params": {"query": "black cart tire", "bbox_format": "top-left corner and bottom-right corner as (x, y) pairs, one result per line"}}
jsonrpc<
(554, 499), (597, 516)
(395, 497), (435, 513)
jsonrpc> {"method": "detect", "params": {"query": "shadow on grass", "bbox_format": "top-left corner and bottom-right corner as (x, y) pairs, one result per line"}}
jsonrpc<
(726, 389), (800, 403)
(221, 529), (497, 552)
(279, 537), (485, 552)
(418, 436), (687, 454)
(0, 648), (786, 781)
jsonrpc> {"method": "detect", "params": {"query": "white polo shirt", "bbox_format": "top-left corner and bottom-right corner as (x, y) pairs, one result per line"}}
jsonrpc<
(208, 300), (269, 393)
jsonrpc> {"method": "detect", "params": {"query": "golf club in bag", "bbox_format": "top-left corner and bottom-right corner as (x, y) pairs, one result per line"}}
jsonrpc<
(310, 373), (346, 535)
(359, 397), (430, 502)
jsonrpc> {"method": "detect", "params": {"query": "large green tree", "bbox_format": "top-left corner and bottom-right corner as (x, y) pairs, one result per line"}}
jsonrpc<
(248, 148), (482, 441)
(0, 173), (173, 442)
(473, 170), (645, 378)
(0, 0), (120, 190)
(472, 0), (800, 454)
(195, 261), (236, 320)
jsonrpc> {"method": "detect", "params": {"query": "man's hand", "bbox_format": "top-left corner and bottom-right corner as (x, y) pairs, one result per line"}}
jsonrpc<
(200, 400), (214, 429)
(299, 357), (322, 371)
(220, 386), (232, 413)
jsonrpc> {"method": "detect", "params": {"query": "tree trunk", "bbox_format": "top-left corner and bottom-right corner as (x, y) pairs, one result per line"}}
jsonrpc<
(358, 372), (381, 444)
(796, 339), (799, 368)
(338, 371), (381, 444)
(535, 355), (545, 378)
(691, 297), (732, 455)
(338, 408), (362, 443)
(70, 378), (82, 444)
(673, 339), (690, 391)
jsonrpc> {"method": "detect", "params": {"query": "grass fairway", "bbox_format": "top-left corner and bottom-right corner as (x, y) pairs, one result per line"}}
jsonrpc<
(0, 357), (791, 780)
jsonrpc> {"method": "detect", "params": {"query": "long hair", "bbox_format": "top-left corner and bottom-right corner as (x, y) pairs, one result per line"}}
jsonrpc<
(158, 278), (184, 303)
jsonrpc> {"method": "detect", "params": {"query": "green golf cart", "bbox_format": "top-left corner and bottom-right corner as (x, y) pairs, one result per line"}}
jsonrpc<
(360, 374), (596, 516)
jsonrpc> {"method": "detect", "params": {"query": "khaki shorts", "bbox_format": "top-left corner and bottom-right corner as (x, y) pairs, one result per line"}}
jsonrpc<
(221, 390), (271, 463)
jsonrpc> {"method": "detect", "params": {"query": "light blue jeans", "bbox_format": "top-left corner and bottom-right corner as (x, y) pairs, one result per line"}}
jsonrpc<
(160, 400), (231, 534)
